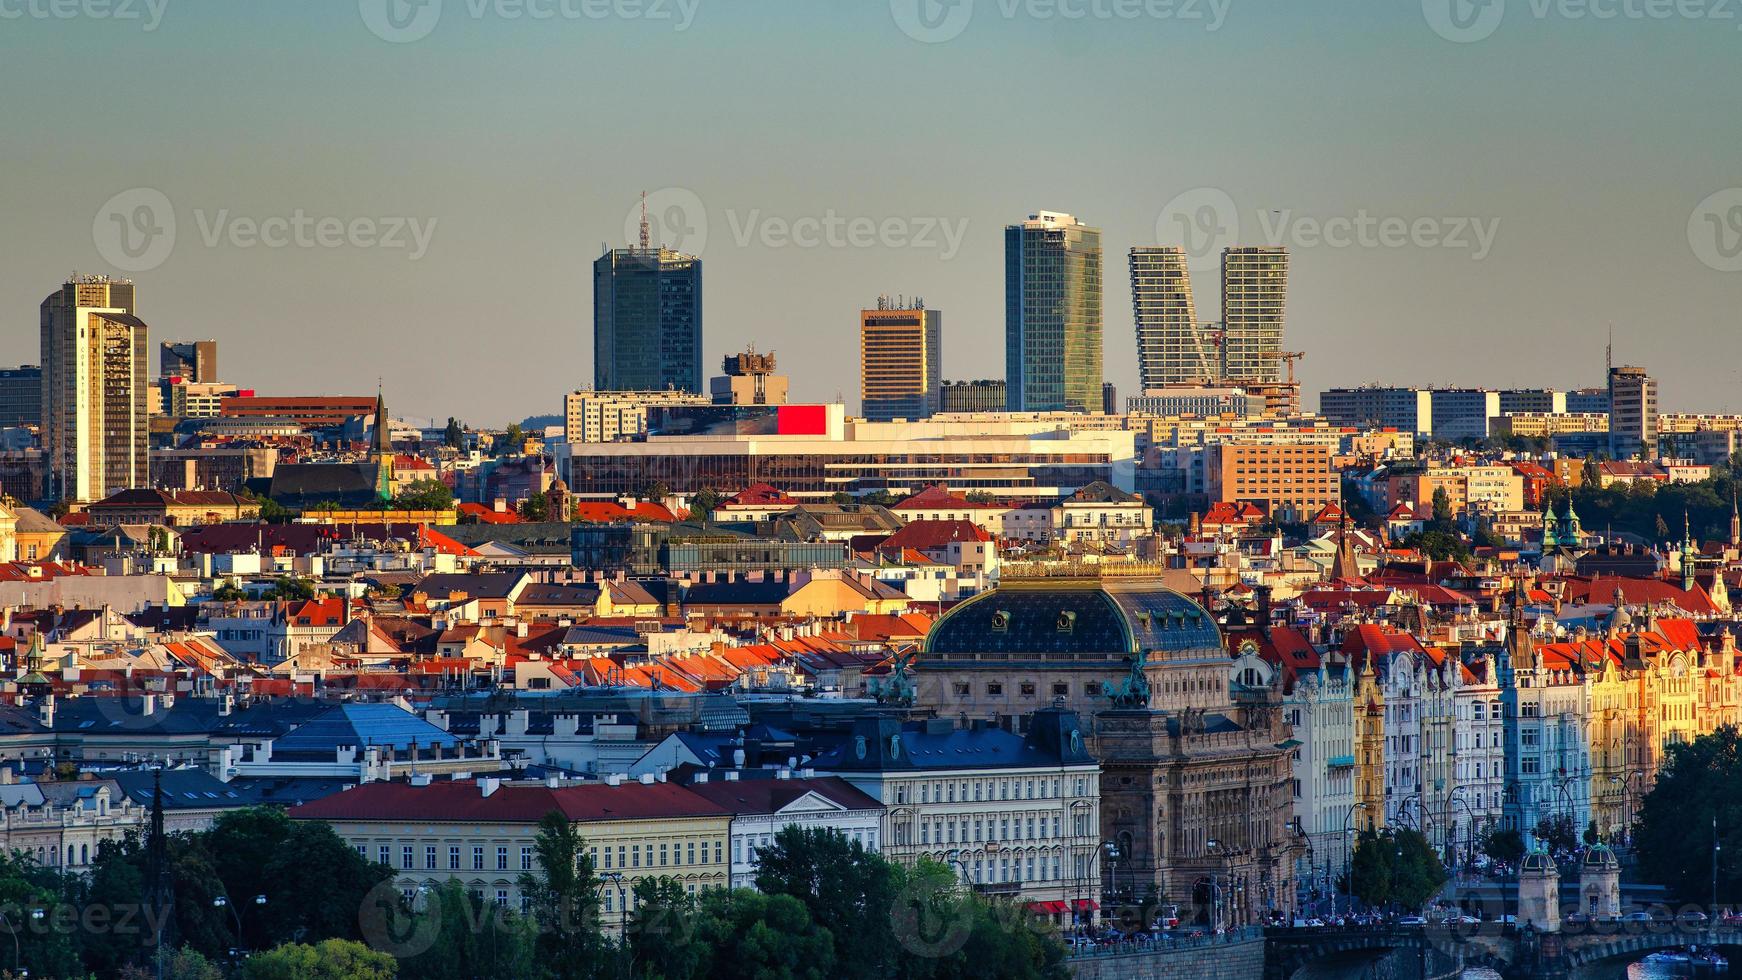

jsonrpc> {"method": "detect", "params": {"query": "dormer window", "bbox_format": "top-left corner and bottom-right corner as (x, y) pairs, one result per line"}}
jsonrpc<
(1057, 611), (1076, 633)
(991, 610), (1010, 632)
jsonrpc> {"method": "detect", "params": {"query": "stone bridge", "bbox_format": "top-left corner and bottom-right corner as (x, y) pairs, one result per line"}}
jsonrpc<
(1256, 923), (1742, 979)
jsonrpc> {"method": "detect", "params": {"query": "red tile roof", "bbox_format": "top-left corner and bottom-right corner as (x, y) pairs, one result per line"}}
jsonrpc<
(289, 780), (729, 823)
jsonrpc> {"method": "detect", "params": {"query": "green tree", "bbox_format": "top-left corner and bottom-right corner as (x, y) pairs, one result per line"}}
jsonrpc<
(243, 939), (397, 980)
(1636, 726), (1742, 903)
(1402, 530), (1472, 563)
(259, 576), (315, 601)
(688, 487), (721, 523)
(257, 498), (291, 524)
(1533, 813), (1579, 853)
(518, 811), (615, 980)
(1481, 827), (1525, 865)
(628, 876), (704, 980)
(964, 490), (995, 504)
(500, 424), (526, 455)
(203, 807), (396, 951)
(1343, 829), (1445, 912)
(520, 491), (551, 523)
(1431, 486), (1453, 524)
(444, 417), (465, 449)
(400, 880), (539, 980)
(395, 478), (454, 511)
(754, 827), (897, 980)
(860, 490), (898, 508)
(0, 852), (85, 979)
(635, 481), (671, 503)
(212, 582), (249, 602)
(688, 889), (836, 980)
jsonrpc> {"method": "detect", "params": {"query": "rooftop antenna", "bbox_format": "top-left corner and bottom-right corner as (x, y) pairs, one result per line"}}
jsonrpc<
(639, 191), (650, 249)
(1606, 325), (1614, 376)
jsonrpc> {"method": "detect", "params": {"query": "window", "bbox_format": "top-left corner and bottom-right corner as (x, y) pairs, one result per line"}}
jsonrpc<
(522, 847), (534, 871)
(473, 846), (485, 871)
(379, 845), (391, 866)
(450, 846), (461, 870)
(987, 683), (1003, 696)
(687, 842), (696, 865)
(1020, 682), (1036, 697)
(426, 846), (438, 870)
(402, 846), (414, 870)
(497, 847), (509, 871)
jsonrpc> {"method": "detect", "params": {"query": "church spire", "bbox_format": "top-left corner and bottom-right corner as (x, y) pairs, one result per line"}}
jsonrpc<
(371, 385), (394, 503)
(1731, 493), (1739, 549)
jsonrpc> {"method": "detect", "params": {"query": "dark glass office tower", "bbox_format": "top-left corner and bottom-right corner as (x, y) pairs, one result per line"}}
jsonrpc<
(594, 247), (703, 393)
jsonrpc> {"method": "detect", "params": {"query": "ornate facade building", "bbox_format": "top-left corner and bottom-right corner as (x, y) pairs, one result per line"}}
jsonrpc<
(923, 564), (1298, 926)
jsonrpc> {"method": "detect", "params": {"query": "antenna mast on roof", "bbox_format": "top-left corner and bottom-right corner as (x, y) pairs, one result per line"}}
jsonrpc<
(639, 191), (650, 249)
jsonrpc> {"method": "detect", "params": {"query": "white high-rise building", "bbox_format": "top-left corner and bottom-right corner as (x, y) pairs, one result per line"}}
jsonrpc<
(1129, 247), (1209, 388)
(1221, 247), (1289, 384)
(39, 275), (149, 502)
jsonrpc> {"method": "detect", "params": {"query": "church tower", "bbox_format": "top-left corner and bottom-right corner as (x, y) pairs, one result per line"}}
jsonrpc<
(371, 388), (395, 503)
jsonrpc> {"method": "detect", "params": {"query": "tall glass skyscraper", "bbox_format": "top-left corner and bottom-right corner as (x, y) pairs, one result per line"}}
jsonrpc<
(593, 246), (703, 393)
(1129, 246), (1207, 388)
(1005, 212), (1102, 413)
(1220, 246), (1289, 384)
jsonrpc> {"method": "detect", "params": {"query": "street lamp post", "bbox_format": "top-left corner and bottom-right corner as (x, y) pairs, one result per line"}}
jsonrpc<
(1341, 802), (1372, 918)
(1101, 841), (1120, 907)
(601, 872), (628, 936)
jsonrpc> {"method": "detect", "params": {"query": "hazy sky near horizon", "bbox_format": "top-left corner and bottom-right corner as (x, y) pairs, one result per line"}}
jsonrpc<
(2, 0), (1739, 427)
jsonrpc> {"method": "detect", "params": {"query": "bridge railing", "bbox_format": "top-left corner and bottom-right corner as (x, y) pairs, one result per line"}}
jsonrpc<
(1064, 925), (1265, 959)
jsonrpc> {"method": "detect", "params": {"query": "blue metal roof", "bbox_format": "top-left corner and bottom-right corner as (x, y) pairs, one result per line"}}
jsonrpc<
(273, 703), (460, 755)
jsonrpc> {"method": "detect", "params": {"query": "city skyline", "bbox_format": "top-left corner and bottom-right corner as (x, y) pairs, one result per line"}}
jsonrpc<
(1, 4), (1738, 424)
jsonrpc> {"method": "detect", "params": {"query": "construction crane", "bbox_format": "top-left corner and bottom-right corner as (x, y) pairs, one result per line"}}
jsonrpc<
(1275, 351), (1306, 386)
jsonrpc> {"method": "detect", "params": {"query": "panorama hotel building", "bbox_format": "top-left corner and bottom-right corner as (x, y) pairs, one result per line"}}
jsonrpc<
(558, 404), (1138, 504)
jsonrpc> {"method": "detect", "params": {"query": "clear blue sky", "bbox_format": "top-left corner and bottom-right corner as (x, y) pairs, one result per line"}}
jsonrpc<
(2, 0), (1738, 425)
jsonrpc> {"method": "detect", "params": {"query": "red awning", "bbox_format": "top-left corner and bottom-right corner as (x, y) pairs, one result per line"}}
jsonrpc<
(1025, 901), (1068, 914)
(1071, 899), (1099, 911)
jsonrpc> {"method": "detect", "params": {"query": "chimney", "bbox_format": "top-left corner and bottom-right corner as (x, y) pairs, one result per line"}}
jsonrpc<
(476, 776), (501, 797)
(693, 772), (709, 784)
(409, 773), (433, 787)
(606, 773), (624, 786)
(38, 694), (54, 728)
(638, 773), (656, 785)
(724, 771), (739, 782)
(141, 694), (156, 716)
(776, 769), (792, 780)
(545, 776), (560, 789)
